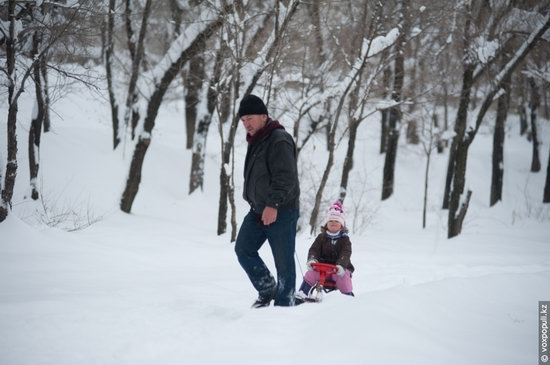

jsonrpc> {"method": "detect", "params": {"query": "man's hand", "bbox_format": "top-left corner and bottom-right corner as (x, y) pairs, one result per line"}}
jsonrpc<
(261, 206), (278, 225)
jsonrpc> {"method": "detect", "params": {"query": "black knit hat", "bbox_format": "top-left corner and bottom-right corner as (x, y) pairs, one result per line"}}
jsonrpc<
(238, 94), (268, 118)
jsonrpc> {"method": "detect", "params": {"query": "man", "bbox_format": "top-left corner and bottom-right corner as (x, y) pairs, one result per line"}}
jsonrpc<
(234, 94), (300, 308)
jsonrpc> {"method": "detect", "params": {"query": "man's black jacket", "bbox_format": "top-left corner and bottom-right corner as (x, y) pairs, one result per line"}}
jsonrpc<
(243, 121), (300, 213)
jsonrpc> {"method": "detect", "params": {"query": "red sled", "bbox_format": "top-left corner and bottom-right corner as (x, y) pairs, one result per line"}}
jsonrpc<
(303, 262), (338, 303)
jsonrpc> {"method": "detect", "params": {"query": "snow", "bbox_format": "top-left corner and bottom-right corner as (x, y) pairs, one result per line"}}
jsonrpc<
(474, 37), (499, 64)
(365, 28), (400, 57)
(1, 66), (549, 365)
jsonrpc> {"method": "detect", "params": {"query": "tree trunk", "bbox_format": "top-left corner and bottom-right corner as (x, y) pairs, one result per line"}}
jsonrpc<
(519, 102), (528, 136)
(308, 1), (324, 66)
(443, 42), (476, 210)
(40, 55), (51, 133)
(544, 86), (549, 121)
(381, 109), (400, 200)
(124, 0), (152, 141)
(433, 112), (444, 153)
(189, 46), (225, 194)
(120, 136), (149, 213)
(124, 0), (136, 61)
(379, 50), (392, 154)
(1, 0), (18, 222)
(184, 39), (206, 150)
(217, 162), (229, 235)
(529, 77), (541, 172)
(442, 144), (457, 210)
(28, 32), (45, 201)
(380, 64), (400, 197)
(422, 142), (432, 229)
(442, 80), (449, 149)
(381, 0), (408, 200)
(489, 61), (511, 206)
(189, 114), (213, 193)
(518, 74), (529, 136)
(544, 144), (550, 203)
(380, 108), (389, 154)
(447, 2), (475, 237)
(407, 36), (418, 114)
(121, 9), (229, 213)
(338, 119), (359, 202)
(423, 111), (438, 226)
(106, 0), (120, 149)
(406, 119), (419, 144)
(170, 0), (183, 35)
(448, 127), (474, 238)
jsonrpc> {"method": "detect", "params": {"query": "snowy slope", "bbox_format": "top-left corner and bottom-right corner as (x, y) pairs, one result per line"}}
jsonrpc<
(1, 74), (549, 365)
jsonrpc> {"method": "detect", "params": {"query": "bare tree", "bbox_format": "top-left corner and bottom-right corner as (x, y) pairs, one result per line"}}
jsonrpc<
(28, 32), (46, 200)
(442, 0), (507, 210)
(447, 11), (550, 238)
(40, 54), (52, 133)
(1, 0), (95, 222)
(307, 1), (324, 66)
(308, 2), (397, 233)
(184, 42), (206, 150)
(0, 0), (18, 222)
(518, 73), (529, 136)
(489, 56), (511, 206)
(379, 50), (392, 154)
(339, 1), (387, 203)
(189, 41), (227, 194)
(120, 5), (231, 214)
(105, 0), (121, 149)
(544, 144), (550, 203)
(381, 0), (409, 200)
(216, 0), (300, 239)
(421, 109), (438, 229)
(123, 0), (153, 141)
(124, 0), (136, 60)
(528, 76), (541, 172)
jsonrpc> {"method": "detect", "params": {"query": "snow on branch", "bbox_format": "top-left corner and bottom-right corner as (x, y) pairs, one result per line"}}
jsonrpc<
(138, 6), (222, 100)
(364, 28), (400, 58)
(522, 66), (550, 84)
(473, 37), (499, 64)
(494, 13), (550, 86)
(467, 12), (550, 144)
(240, 0), (299, 96)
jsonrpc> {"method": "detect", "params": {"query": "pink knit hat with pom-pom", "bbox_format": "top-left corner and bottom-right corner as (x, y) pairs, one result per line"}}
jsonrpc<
(323, 200), (345, 227)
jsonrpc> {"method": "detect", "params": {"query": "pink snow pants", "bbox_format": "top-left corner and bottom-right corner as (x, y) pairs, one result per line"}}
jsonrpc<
(303, 269), (353, 294)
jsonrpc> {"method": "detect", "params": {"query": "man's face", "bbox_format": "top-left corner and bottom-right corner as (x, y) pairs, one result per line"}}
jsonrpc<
(241, 114), (268, 136)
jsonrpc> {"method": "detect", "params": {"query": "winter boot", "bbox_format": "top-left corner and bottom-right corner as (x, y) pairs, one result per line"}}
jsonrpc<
(251, 287), (276, 308)
(296, 281), (313, 298)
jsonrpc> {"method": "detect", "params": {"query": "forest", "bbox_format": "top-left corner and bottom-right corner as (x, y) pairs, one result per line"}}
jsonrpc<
(1, 0), (549, 238)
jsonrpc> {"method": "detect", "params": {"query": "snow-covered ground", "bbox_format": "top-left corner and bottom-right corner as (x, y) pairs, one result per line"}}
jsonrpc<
(1, 76), (549, 365)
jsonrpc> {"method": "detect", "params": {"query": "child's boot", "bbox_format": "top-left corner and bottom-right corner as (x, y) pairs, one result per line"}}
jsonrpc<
(296, 281), (312, 298)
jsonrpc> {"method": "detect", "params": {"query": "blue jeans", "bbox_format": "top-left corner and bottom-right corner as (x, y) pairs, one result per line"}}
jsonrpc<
(235, 208), (299, 306)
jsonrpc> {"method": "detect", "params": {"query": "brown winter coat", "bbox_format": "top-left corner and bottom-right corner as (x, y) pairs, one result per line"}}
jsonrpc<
(307, 232), (355, 272)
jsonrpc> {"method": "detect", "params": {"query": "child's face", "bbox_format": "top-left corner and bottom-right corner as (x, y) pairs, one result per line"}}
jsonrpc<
(326, 220), (342, 233)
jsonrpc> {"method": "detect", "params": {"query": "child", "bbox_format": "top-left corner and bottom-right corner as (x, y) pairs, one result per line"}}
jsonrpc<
(297, 201), (355, 299)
